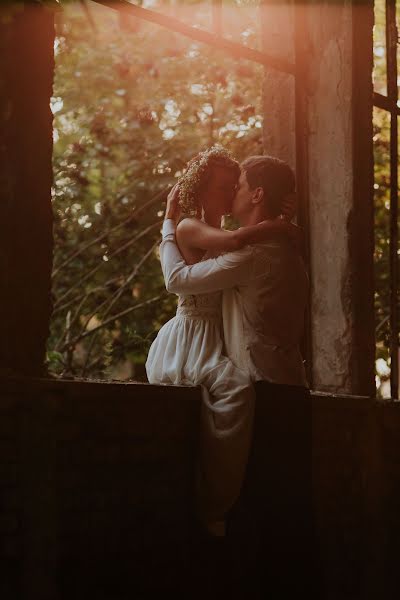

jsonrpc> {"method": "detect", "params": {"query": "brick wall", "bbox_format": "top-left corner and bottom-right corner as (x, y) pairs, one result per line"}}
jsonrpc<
(0, 376), (399, 599)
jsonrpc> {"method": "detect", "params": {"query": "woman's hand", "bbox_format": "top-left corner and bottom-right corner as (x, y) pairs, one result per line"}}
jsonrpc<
(165, 182), (181, 222)
(281, 192), (297, 222)
(258, 219), (304, 253)
(284, 222), (304, 252)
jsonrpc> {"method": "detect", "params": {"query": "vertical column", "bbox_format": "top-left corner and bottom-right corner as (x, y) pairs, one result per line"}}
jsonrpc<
(304, 0), (375, 395)
(0, 4), (55, 377)
(305, 0), (353, 394)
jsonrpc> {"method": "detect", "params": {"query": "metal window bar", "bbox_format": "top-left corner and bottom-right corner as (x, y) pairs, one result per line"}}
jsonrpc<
(373, 0), (399, 397)
(94, 0), (294, 74)
(90, 0), (312, 377)
(212, 0), (223, 36)
(386, 0), (399, 398)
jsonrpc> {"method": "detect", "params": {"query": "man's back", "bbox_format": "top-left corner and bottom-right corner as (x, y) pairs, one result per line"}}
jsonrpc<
(223, 240), (309, 387)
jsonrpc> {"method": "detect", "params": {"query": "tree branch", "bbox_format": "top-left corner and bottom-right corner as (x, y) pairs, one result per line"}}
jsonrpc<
(52, 186), (167, 278)
(80, 240), (158, 375)
(53, 220), (162, 308)
(52, 275), (123, 316)
(54, 290), (90, 352)
(59, 294), (165, 352)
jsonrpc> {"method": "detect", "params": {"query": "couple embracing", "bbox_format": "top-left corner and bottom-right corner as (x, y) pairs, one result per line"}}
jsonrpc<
(145, 146), (309, 539)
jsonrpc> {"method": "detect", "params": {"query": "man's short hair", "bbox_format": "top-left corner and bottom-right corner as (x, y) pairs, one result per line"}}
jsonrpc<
(241, 155), (295, 218)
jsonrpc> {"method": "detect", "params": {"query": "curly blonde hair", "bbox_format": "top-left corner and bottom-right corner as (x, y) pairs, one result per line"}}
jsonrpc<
(178, 145), (240, 217)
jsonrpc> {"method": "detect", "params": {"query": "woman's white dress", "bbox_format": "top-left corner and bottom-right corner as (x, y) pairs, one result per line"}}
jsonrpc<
(145, 289), (255, 522)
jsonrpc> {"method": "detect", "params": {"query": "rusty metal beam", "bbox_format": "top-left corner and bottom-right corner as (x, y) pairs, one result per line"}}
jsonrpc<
(373, 91), (400, 115)
(91, 0), (295, 75)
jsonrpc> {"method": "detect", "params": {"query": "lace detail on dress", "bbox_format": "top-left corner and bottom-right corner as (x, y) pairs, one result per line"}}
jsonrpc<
(176, 292), (222, 321)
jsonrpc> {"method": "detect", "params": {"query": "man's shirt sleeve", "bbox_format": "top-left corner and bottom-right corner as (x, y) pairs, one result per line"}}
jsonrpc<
(159, 219), (254, 295)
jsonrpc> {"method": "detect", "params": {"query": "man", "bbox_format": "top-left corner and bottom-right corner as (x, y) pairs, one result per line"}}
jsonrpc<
(160, 155), (314, 594)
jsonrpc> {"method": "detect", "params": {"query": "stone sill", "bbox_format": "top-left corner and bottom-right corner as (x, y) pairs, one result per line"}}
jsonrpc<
(1, 373), (399, 407)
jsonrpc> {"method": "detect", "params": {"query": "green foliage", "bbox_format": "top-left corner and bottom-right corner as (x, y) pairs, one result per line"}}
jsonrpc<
(48, 0), (263, 381)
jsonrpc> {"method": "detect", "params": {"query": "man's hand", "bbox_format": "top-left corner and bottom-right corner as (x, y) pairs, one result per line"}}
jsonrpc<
(165, 182), (181, 222)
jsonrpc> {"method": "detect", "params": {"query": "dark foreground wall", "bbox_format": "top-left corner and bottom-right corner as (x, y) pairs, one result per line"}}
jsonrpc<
(0, 376), (398, 600)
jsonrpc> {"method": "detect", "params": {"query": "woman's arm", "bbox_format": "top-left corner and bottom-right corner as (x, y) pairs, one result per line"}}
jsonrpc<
(176, 217), (297, 254)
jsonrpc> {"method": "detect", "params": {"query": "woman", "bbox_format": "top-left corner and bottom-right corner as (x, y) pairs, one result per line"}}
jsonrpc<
(146, 146), (295, 536)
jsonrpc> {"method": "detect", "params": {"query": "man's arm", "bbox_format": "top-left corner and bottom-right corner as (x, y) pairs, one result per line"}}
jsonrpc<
(160, 220), (254, 295)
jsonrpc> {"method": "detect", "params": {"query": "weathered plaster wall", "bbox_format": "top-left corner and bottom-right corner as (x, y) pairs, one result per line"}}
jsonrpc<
(306, 1), (355, 393)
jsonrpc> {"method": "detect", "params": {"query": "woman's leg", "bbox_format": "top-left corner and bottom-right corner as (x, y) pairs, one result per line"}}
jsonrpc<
(194, 361), (255, 530)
